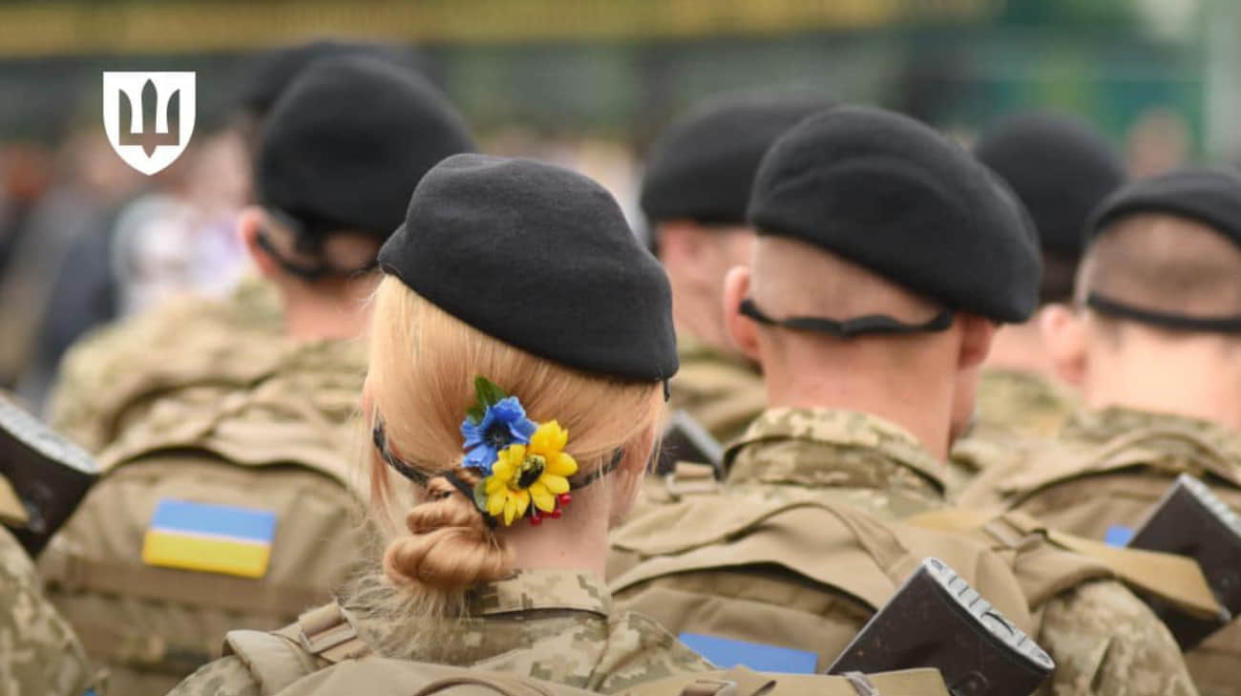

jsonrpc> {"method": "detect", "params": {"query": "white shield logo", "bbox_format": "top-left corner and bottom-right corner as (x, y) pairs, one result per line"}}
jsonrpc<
(103, 71), (196, 176)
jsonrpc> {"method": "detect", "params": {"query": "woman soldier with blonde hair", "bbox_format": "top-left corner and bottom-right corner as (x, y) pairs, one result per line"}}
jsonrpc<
(166, 154), (712, 695)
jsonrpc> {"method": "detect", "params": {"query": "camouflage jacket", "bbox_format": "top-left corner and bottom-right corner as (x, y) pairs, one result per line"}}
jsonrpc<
(959, 406), (1241, 696)
(168, 569), (712, 696)
(696, 408), (1197, 696)
(0, 526), (100, 696)
(723, 407), (947, 520)
(668, 335), (766, 445)
(49, 276), (283, 454)
(973, 368), (1080, 440)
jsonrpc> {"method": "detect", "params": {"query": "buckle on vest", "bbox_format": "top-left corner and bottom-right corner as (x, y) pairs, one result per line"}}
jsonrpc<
(297, 604), (358, 655)
(681, 679), (738, 696)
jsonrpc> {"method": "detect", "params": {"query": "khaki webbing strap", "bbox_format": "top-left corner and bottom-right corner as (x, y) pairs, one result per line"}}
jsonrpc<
(224, 629), (323, 696)
(624, 669), (951, 696)
(286, 602), (372, 664)
(663, 463), (720, 499)
(1003, 512), (1225, 620)
(906, 508), (1225, 620)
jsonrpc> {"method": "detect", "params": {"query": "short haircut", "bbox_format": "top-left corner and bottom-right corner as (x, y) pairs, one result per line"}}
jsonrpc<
(1078, 213), (1241, 324)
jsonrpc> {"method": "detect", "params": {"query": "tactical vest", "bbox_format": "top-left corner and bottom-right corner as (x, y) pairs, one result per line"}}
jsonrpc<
(607, 495), (1035, 672)
(224, 602), (952, 696)
(967, 425), (1241, 696)
(39, 367), (371, 696)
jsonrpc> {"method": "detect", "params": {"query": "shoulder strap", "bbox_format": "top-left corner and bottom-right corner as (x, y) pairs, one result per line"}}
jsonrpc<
(621, 668), (950, 696)
(226, 602), (373, 696)
(611, 498), (923, 609)
(905, 508), (1223, 619)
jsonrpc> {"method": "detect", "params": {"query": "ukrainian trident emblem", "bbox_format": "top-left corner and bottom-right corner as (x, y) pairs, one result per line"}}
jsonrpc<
(102, 72), (196, 176)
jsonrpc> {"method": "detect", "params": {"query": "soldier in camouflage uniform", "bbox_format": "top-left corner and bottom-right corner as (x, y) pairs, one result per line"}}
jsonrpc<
(170, 155), (715, 693)
(960, 168), (1241, 696)
(639, 92), (832, 444)
(48, 38), (414, 454)
(956, 114), (1125, 451)
(0, 446), (100, 696)
(611, 107), (1198, 695)
(38, 57), (475, 696)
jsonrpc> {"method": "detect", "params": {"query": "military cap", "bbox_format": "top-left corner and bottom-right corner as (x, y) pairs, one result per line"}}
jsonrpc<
(640, 91), (834, 227)
(379, 154), (678, 383)
(238, 39), (422, 119)
(748, 105), (1040, 323)
(1087, 167), (1241, 245)
(975, 112), (1125, 257)
(256, 55), (474, 243)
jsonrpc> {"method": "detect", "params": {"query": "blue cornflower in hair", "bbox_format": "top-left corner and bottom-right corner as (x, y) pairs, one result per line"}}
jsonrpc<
(461, 393), (536, 474)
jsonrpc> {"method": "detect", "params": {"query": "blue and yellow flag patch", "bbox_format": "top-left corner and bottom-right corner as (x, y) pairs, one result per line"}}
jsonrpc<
(142, 499), (277, 579)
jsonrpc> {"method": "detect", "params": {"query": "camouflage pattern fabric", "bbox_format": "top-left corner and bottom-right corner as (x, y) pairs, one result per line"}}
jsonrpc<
(638, 407), (1196, 696)
(48, 276), (283, 454)
(168, 569), (712, 696)
(39, 335), (370, 696)
(723, 407), (947, 519)
(0, 526), (101, 696)
(960, 406), (1241, 696)
(1038, 580), (1200, 696)
(668, 335), (766, 445)
(974, 368), (1080, 440)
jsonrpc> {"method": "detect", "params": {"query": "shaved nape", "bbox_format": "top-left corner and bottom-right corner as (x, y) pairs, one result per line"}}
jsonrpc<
(1079, 214), (1241, 322)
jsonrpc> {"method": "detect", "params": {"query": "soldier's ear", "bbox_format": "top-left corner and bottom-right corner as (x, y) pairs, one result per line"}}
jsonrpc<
(723, 265), (761, 361)
(957, 314), (997, 369)
(1040, 303), (1087, 386)
(238, 207), (280, 278)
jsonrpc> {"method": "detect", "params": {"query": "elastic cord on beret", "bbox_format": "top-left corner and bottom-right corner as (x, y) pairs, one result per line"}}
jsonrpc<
(748, 106), (1040, 324)
(739, 298), (953, 338)
(1086, 292), (1241, 334)
(379, 154), (678, 383)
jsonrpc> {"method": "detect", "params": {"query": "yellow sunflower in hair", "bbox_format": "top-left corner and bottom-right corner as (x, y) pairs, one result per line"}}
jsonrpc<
(485, 421), (578, 525)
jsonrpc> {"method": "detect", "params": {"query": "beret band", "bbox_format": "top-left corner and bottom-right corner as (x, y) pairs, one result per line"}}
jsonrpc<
(379, 154), (678, 383)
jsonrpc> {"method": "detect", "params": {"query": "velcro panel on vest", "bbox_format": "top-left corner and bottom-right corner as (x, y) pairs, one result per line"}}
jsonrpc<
(609, 496), (1033, 631)
(622, 668), (950, 696)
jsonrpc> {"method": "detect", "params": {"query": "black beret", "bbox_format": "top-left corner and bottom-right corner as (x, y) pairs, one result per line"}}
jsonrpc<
(256, 55), (474, 242)
(975, 113), (1125, 257)
(748, 105), (1040, 323)
(640, 92), (834, 226)
(379, 154), (678, 382)
(238, 39), (423, 119)
(1087, 167), (1241, 246)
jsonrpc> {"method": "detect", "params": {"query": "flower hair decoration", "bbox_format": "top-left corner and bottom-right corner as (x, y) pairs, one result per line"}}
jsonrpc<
(372, 377), (626, 528)
(460, 377), (578, 526)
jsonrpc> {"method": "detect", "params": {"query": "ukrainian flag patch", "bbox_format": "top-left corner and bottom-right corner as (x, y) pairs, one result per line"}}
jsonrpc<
(142, 499), (277, 579)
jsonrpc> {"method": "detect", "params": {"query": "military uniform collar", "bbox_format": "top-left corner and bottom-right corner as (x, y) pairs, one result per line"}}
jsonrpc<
(723, 407), (947, 496)
(1062, 406), (1235, 446)
(467, 569), (611, 618)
